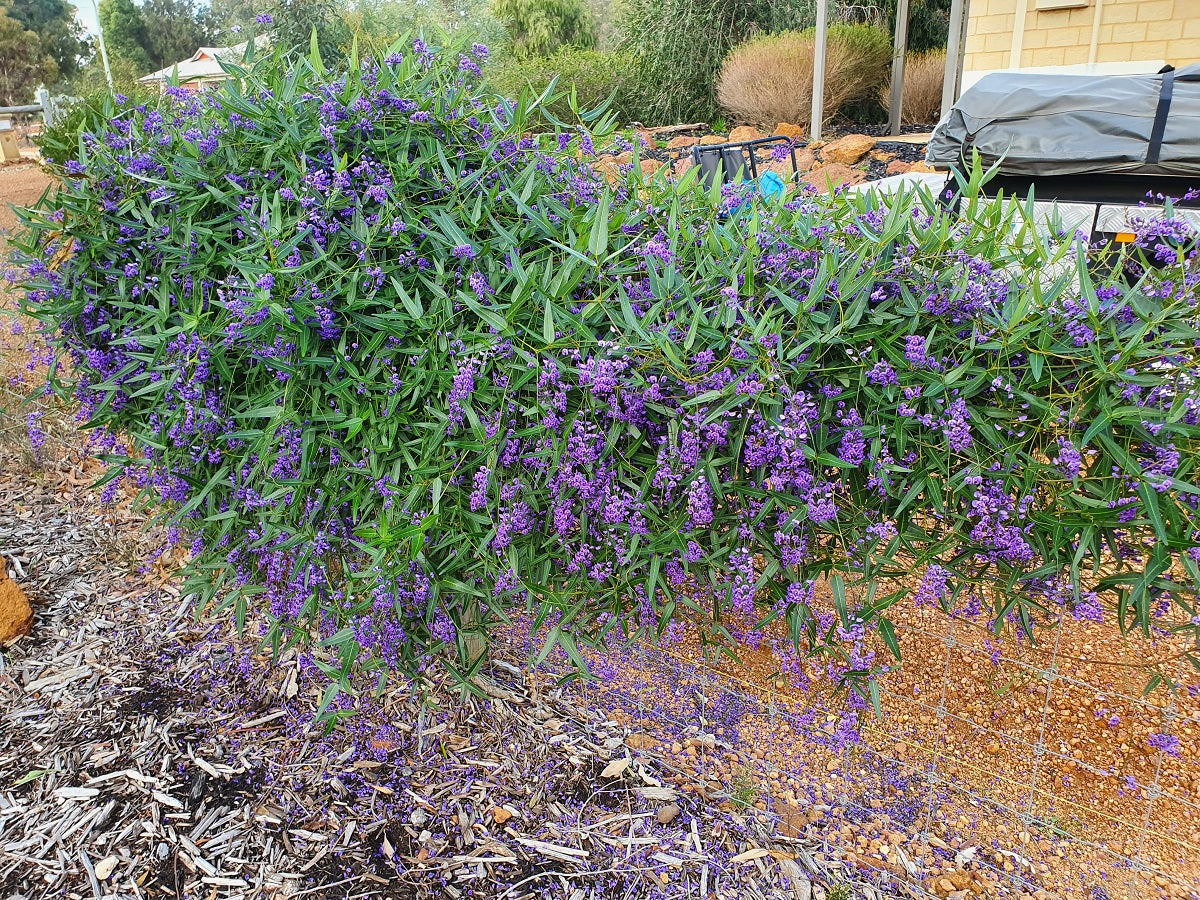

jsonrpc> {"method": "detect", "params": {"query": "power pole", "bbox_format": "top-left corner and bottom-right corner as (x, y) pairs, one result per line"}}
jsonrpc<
(88, 0), (115, 90)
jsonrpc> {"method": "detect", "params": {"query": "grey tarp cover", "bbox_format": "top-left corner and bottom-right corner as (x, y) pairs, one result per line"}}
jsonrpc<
(926, 66), (1200, 176)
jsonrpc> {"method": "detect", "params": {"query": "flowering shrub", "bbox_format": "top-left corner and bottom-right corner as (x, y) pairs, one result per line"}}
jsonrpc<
(15, 37), (1200, 705)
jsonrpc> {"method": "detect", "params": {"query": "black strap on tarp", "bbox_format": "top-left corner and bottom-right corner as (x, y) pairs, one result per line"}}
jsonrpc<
(1146, 68), (1175, 164)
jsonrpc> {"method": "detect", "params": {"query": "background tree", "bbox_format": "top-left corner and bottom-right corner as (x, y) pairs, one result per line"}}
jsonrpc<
(618, 0), (774, 125)
(901, 0), (952, 52)
(207, 0), (260, 43)
(266, 0), (350, 61)
(98, 0), (154, 73)
(0, 6), (58, 104)
(5, 0), (88, 82)
(491, 0), (595, 58)
(143, 0), (221, 70)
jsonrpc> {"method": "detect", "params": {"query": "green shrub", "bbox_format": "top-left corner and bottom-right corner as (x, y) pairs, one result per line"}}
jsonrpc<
(488, 47), (633, 123)
(36, 86), (159, 171)
(716, 24), (891, 126)
(15, 36), (1200, 712)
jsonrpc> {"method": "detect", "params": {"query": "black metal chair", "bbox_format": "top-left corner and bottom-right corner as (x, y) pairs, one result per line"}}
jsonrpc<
(689, 136), (803, 190)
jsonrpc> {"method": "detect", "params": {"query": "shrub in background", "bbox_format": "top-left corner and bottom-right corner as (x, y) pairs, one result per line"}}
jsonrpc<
(17, 37), (1200, 711)
(491, 0), (596, 57)
(488, 47), (634, 122)
(717, 24), (890, 126)
(879, 50), (945, 124)
(345, 0), (510, 56)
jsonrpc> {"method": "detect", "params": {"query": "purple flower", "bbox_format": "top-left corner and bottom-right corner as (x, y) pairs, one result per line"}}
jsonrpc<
(1148, 732), (1181, 757)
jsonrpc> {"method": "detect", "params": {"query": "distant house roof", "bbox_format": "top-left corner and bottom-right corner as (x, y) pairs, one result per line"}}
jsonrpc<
(138, 36), (268, 85)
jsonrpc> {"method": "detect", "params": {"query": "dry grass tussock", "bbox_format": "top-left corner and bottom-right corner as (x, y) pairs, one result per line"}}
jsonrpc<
(881, 50), (945, 125)
(717, 27), (890, 127)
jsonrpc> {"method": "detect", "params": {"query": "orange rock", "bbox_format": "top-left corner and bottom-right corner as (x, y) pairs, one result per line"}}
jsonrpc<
(729, 125), (765, 143)
(698, 135), (726, 145)
(772, 121), (806, 141)
(821, 133), (876, 165)
(640, 158), (665, 176)
(885, 159), (912, 176)
(672, 157), (694, 178)
(593, 155), (624, 185)
(909, 159), (940, 173)
(666, 135), (698, 150)
(801, 163), (865, 193)
(0, 560), (32, 644)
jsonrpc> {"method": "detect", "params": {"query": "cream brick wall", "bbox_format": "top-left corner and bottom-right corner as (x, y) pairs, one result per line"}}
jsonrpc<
(964, 0), (1200, 78)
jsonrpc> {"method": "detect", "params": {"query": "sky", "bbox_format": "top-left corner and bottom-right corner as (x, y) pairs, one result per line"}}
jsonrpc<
(73, 1), (101, 38)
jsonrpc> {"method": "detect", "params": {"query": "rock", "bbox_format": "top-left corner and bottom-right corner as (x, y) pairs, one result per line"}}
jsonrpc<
(870, 149), (895, 162)
(93, 857), (118, 880)
(885, 159), (912, 176)
(593, 155), (624, 185)
(640, 158), (665, 176)
(729, 125), (765, 143)
(490, 806), (513, 825)
(698, 135), (726, 145)
(821, 133), (876, 165)
(0, 560), (32, 644)
(672, 157), (694, 178)
(409, 808), (429, 827)
(657, 803), (681, 824)
(773, 121), (806, 142)
(801, 163), (864, 193)
(938, 878), (957, 894)
(909, 159), (939, 173)
(666, 135), (698, 150)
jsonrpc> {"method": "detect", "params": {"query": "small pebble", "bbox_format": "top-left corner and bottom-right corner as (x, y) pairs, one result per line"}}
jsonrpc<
(657, 803), (681, 825)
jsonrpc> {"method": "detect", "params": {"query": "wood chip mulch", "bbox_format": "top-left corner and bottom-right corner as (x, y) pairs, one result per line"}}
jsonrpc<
(0, 439), (903, 900)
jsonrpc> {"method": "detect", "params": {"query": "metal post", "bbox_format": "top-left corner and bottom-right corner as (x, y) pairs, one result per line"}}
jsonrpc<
(810, 0), (828, 141)
(954, 0), (972, 100)
(888, 0), (912, 136)
(941, 0), (968, 120)
(90, 0), (115, 91)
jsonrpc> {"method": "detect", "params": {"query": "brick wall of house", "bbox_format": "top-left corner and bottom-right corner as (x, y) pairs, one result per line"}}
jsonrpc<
(963, 0), (1200, 77)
